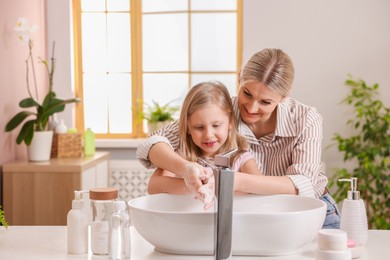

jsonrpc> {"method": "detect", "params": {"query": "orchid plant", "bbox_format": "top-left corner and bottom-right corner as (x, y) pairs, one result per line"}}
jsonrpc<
(5, 18), (79, 145)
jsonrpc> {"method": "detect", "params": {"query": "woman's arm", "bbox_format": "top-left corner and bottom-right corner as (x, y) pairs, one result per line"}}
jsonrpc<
(235, 156), (296, 195)
(148, 168), (191, 195)
(234, 173), (298, 195)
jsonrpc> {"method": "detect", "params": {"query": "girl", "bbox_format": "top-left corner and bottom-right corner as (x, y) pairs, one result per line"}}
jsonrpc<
(147, 81), (261, 208)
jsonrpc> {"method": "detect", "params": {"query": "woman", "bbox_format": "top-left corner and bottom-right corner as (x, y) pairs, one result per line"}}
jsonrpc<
(137, 48), (340, 228)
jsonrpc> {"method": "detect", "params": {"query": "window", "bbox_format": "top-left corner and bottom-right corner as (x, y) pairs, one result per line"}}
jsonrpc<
(72, 0), (242, 138)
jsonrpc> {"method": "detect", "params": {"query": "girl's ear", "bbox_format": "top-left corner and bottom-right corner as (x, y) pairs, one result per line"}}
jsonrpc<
(229, 119), (233, 130)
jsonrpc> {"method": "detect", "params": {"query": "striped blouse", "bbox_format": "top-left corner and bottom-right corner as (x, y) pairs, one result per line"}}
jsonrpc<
(137, 97), (328, 198)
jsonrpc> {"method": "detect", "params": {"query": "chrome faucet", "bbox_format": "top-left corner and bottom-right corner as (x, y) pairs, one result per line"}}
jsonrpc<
(198, 149), (237, 260)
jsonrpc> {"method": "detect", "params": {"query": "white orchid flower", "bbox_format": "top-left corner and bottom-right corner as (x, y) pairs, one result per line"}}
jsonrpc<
(14, 17), (38, 44)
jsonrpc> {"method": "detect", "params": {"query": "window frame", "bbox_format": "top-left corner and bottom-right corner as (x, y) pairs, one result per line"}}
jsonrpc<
(72, 0), (242, 139)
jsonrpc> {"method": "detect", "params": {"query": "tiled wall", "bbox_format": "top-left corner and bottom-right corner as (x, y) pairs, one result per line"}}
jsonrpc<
(110, 160), (154, 201)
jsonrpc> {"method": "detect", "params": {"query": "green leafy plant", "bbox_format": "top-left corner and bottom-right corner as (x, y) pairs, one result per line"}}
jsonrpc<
(136, 99), (180, 133)
(329, 75), (390, 229)
(4, 18), (79, 146)
(0, 205), (8, 229)
(139, 100), (180, 124)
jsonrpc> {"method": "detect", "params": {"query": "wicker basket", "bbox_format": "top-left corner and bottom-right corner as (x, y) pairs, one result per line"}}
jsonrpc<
(51, 133), (83, 158)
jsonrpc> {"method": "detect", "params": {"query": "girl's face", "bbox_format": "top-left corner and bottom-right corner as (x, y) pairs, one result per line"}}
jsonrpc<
(237, 81), (285, 124)
(187, 104), (231, 158)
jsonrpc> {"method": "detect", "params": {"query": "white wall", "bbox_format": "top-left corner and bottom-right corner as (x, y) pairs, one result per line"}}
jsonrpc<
(45, 0), (75, 128)
(243, 0), (390, 172)
(0, 0), (47, 162)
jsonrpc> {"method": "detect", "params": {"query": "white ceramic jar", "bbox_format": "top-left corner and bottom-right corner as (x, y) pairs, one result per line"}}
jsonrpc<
(316, 229), (351, 260)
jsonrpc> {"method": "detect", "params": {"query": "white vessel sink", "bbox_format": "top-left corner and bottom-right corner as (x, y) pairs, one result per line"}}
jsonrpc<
(128, 194), (326, 256)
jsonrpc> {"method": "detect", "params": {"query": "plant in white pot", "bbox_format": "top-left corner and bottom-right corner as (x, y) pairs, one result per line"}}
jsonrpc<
(4, 18), (79, 161)
(138, 100), (180, 133)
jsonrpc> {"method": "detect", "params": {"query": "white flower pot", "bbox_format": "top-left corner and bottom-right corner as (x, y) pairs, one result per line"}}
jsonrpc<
(28, 130), (54, 162)
(147, 121), (172, 134)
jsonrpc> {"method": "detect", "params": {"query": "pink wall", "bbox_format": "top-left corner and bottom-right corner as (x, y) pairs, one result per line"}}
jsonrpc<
(0, 0), (47, 164)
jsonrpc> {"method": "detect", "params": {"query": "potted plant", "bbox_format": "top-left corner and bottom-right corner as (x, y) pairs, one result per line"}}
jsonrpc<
(138, 99), (180, 133)
(328, 75), (390, 229)
(4, 18), (79, 161)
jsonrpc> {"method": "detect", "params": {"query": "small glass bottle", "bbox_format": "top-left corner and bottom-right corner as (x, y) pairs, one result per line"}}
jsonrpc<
(108, 201), (131, 260)
(90, 188), (118, 255)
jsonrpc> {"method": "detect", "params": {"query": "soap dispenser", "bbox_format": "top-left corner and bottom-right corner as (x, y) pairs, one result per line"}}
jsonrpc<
(338, 177), (368, 258)
(67, 190), (89, 254)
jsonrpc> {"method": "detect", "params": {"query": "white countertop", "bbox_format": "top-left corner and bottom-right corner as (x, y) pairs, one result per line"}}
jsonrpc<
(0, 226), (388, 259)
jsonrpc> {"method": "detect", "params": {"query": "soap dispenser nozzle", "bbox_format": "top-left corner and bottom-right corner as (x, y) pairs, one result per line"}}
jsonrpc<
(74, 190), (89, 200)
(338, 177), (360, 200)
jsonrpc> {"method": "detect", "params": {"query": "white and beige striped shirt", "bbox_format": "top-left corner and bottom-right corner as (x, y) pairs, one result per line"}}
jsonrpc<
(137, 97), (328, 198)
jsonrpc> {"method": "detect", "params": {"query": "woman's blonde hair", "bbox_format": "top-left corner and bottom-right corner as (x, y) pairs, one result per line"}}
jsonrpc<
(179, 81), (248, 162)
(240, 48), (295, 97)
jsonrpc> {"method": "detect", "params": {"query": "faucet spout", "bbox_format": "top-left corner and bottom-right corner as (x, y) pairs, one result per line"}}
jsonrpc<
(214, 149), (237, 260)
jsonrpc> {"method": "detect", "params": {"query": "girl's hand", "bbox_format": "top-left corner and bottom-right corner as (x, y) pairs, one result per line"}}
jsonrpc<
(198, 173), (215, 210)
(184, 163), (213, 199)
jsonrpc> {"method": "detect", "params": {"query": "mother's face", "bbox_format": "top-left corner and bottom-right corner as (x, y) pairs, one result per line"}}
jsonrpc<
(237, 81), (285, 124)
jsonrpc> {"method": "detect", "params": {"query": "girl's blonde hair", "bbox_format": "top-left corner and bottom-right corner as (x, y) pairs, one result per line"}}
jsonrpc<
(240, 48), (295, 97)
(179, 81), (248, 162)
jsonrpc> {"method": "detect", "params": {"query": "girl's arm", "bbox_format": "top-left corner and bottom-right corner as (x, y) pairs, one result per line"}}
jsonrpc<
(148, 168), (191, 195)
(239, 158), (262, 176)
(137, 122), (206, 194)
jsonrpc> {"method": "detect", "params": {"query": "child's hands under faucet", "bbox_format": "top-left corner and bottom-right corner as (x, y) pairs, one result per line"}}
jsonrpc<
(184, 163), (211, 198)
(198, 171), (215, 210)
(184, 164), (215, 209)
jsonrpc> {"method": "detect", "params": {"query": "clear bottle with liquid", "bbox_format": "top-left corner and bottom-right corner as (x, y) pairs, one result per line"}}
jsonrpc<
(90, 188), (118, 255)
(108, 201), (131, 260)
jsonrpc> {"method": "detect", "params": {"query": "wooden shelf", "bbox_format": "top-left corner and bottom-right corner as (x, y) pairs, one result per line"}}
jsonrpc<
(2, 152), (110, 225)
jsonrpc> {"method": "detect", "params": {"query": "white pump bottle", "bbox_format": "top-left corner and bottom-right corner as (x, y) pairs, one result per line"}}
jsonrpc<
(339, 177), (368, 258)
(67, 190), (89, 254)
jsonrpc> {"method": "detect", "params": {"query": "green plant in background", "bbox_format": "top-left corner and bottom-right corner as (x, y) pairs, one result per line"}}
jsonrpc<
(329, 75), (390, 229)
(139, 100), (180, 124)
(0, 205), (8, 229)
(138, 99), (180, 133)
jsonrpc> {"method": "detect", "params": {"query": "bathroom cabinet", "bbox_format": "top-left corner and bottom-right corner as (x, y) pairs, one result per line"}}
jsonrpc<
(2, 152), (110, 225)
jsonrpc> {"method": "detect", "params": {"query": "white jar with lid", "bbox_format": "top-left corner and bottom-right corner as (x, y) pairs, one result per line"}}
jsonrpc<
(318, 229), (348, 251)
(316, 229), (351, 260)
